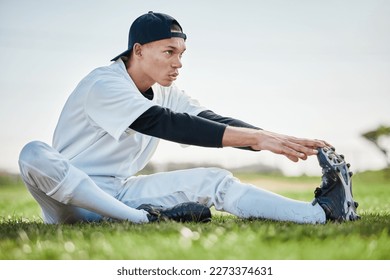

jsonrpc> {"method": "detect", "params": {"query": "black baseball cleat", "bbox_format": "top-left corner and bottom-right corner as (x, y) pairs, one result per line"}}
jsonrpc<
(312, 147), (360, 222)
(137, 202), (212, 223)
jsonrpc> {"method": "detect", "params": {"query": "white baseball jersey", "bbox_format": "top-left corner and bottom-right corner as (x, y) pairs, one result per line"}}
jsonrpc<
(53, 59), (206, 178)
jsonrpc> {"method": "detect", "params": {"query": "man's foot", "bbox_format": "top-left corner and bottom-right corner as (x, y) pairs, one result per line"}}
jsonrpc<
(312, 147), (360, 222)
(137, 202), (212, 223)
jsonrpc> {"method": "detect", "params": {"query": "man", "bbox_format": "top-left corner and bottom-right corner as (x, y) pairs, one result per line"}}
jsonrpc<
(18, 11), (359, 224)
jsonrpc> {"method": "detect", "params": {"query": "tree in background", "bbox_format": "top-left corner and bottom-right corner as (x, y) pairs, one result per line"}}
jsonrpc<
(362, 125), (390, 168)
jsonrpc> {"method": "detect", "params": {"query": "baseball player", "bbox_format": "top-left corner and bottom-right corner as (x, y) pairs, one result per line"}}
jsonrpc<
(18, 11), (359, 224)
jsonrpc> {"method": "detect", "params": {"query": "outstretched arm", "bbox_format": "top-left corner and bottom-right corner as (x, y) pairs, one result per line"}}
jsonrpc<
(197, 109), (328, 161)
(222, 126), (328, 162)
(130, 105), (328, 162)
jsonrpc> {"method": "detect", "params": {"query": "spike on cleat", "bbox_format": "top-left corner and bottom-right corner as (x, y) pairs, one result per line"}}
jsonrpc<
(349, 171), (353, 177)
(347, 163), (351, 168)
(354, 201), (359, 208)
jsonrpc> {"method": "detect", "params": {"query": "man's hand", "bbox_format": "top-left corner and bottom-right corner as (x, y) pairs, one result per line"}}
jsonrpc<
(222, 126), (330, 162)
(253, 130), (330, 162)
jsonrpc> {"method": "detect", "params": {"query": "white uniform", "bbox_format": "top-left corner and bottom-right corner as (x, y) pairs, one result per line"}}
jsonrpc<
(18, 59), (326, 224)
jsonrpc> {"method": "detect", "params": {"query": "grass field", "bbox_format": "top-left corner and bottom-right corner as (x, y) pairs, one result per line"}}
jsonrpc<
(0, 170), (389, 260)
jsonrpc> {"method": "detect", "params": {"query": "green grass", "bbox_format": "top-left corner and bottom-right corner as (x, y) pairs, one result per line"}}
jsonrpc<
(0, 170), (389, 260)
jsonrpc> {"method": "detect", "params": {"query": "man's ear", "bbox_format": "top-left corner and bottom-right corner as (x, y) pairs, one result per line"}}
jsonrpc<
(132, 43), (143, 58)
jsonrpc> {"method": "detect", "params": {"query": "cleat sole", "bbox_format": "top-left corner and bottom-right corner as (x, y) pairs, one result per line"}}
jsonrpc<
(317, 147), (359, 221)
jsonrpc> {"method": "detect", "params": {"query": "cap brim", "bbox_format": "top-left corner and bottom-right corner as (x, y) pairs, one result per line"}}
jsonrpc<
(111, 49), (132, 61)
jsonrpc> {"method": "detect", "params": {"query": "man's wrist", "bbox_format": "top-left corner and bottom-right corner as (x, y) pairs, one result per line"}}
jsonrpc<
(222, 126), (261, 149)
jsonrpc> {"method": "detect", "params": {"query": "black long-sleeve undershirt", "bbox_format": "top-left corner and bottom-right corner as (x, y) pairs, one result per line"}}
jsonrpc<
(197, 110), (261, 130)
(129, 105), (262, 150)
(130, 106), (227, 148)
(197, 110), (262, 151)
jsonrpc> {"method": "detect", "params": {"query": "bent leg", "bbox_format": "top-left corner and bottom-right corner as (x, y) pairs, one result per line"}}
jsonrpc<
(18, 141), (148, 224)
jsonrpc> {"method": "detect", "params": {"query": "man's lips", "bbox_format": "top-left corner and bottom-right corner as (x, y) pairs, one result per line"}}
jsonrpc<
(168, 73), (179, 80)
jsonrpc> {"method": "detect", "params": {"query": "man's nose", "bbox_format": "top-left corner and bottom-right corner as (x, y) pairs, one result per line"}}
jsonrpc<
(172, 56), (182, 68)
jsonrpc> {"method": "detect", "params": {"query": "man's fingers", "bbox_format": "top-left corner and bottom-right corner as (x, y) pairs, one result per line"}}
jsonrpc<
(284, 141), (316, 158)
(275, 142), (307, 162)
(260, 130), (331, 162)
(286, 154), (299, 162)
(290, 137), (327, 149)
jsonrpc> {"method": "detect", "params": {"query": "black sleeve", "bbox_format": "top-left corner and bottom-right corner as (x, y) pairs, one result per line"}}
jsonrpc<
(129, 106), (227, 148)
(197, 110), (262, 130)
(198, 110), (262, 151)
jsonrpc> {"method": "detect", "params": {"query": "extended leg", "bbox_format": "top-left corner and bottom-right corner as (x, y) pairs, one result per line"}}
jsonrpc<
(117, 167), (326, 224)
(223, 180), (326, 223)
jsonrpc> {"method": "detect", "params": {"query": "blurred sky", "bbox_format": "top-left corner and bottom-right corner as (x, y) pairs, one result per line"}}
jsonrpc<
(0, 0), (389, 176)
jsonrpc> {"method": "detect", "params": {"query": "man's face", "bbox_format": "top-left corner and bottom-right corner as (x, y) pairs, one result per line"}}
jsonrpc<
(138, 37), (186, 87)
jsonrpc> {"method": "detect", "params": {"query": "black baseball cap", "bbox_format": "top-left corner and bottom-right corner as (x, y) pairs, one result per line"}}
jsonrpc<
(111, 11), (187, 61)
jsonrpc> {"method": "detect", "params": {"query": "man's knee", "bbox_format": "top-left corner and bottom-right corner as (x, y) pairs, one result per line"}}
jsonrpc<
(203, 167), (232, 180)
(19, 141), (51, 166)
(200, 167), (236, 196)
(18, 141), (69, 191)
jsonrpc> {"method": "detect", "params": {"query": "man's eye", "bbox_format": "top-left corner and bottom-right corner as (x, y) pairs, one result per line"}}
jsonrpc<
(164, 50), (173, 55)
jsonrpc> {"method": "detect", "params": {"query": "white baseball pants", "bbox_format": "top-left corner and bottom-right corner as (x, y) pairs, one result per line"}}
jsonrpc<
(18, 141), (326, 224)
